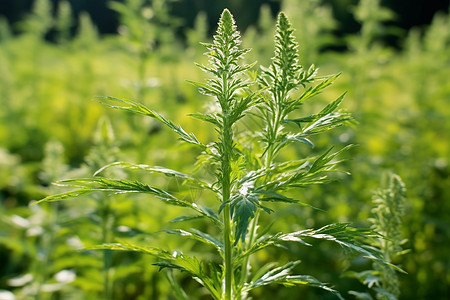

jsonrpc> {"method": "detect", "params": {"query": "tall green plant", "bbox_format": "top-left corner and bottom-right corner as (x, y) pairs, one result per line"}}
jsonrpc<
(347, 172), (407, 300)
(35, 9), (399, 300)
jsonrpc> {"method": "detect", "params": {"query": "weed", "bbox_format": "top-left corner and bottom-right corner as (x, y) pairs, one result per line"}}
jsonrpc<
(35, 9), (402, 300)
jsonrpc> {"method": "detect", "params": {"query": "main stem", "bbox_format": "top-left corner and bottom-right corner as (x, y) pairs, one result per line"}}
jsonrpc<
(223, 203), (233, 300)
(222, 114), (233, 300)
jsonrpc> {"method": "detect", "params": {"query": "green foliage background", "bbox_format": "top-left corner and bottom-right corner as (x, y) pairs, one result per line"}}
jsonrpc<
(0, 0), (449, 299)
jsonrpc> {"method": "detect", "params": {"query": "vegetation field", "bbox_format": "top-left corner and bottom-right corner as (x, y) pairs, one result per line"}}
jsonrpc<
(0, 0), (449, 299)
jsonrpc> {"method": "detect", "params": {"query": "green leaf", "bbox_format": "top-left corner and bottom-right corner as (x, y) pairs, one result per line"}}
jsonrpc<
(96, 96), (204, 148)
(162, 229), (223, 255)
(286, 135), (314, 148)
(89, 240), (221, 300)
(348, 291), (375, 300)
(250, 262), (279, 283)
(290, 74), (341, 109)
(279, 223), (405, 272)
(231, 194), (258, 245)
(188, 112), (222, 127)
(93, 162), (212, 190)
(319, 92), (347, 115)
(34, 178), (221, 226)
(57, 177), (180, 201)
(166, 269), (189, 300)
(258, 191), (323, 211)
(344, 270), (380, 288)
(308, 145), (351, 175)
(245, 261), (344, 299)
(32, 189), (92, 205)
(263, 146), (352, 192)
(276, 275), (344, 300)
(234, 233), (285, 262)
(186, 80), (221, 97)
(169, 215), (202, 223)
(301, 112), (352, 136)
(238, 223), (403, 274)
(249, 261), (300, 288)
(373, 288), (398, 300)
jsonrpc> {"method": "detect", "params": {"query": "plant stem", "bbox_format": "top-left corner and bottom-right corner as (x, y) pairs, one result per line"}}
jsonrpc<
(238, 211), (259, 294)
(221, 113), (234, 300)
(223, 203), (233, 300)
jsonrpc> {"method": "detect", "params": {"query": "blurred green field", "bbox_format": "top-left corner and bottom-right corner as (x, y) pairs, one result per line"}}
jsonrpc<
(1, 0), (449, 299)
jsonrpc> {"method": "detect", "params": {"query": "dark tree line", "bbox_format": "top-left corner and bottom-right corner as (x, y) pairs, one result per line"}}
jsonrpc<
(0, 0), (449, 46)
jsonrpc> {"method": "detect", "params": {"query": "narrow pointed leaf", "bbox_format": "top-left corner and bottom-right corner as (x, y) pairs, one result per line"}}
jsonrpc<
(96, 96), (204, 147)
(32, 189), (92, 205)
(163, 229), (223, 254)
(93, 162), (212, 190)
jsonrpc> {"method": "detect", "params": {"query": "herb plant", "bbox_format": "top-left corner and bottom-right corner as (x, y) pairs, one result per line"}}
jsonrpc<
(35, 9), (398, 299)
(347, 172), (407, 300)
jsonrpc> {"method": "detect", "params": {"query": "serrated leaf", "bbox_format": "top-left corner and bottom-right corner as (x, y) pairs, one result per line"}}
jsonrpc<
(290, 73), (341, 109)
(279, 223), (405, 272)
(245, 261), (344, 299)
(249, 261), (300, 288)
(231, 194), (258, 245)
(32, 189), (92, 205)
(250, 262), (279, 283)
(284, 93), (352, 137)
(258, 191), (323, 211)
(320, 92), (346, 115)
(94, 162), (190, 179)
(302, 112), (352, 136)
(56, 177), (180, 201)
(188, 112), (222, 127)
(277, 275), (344, 300)
(264, 146), (352, 192)
(344, 270), (380, 288)
(34, 178), (220, 226)
(186, 80), (221, 97)
(234, 233), (287, 262)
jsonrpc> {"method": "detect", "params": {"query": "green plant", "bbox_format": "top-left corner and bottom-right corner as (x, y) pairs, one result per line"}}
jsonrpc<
(35, 9), (399, 300)
(347, 172), (407, 300)
(0, 141), (77, 300)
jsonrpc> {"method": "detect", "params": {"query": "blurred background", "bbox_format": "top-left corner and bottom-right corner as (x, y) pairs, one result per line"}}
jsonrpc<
(0, 0), (449, 299)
